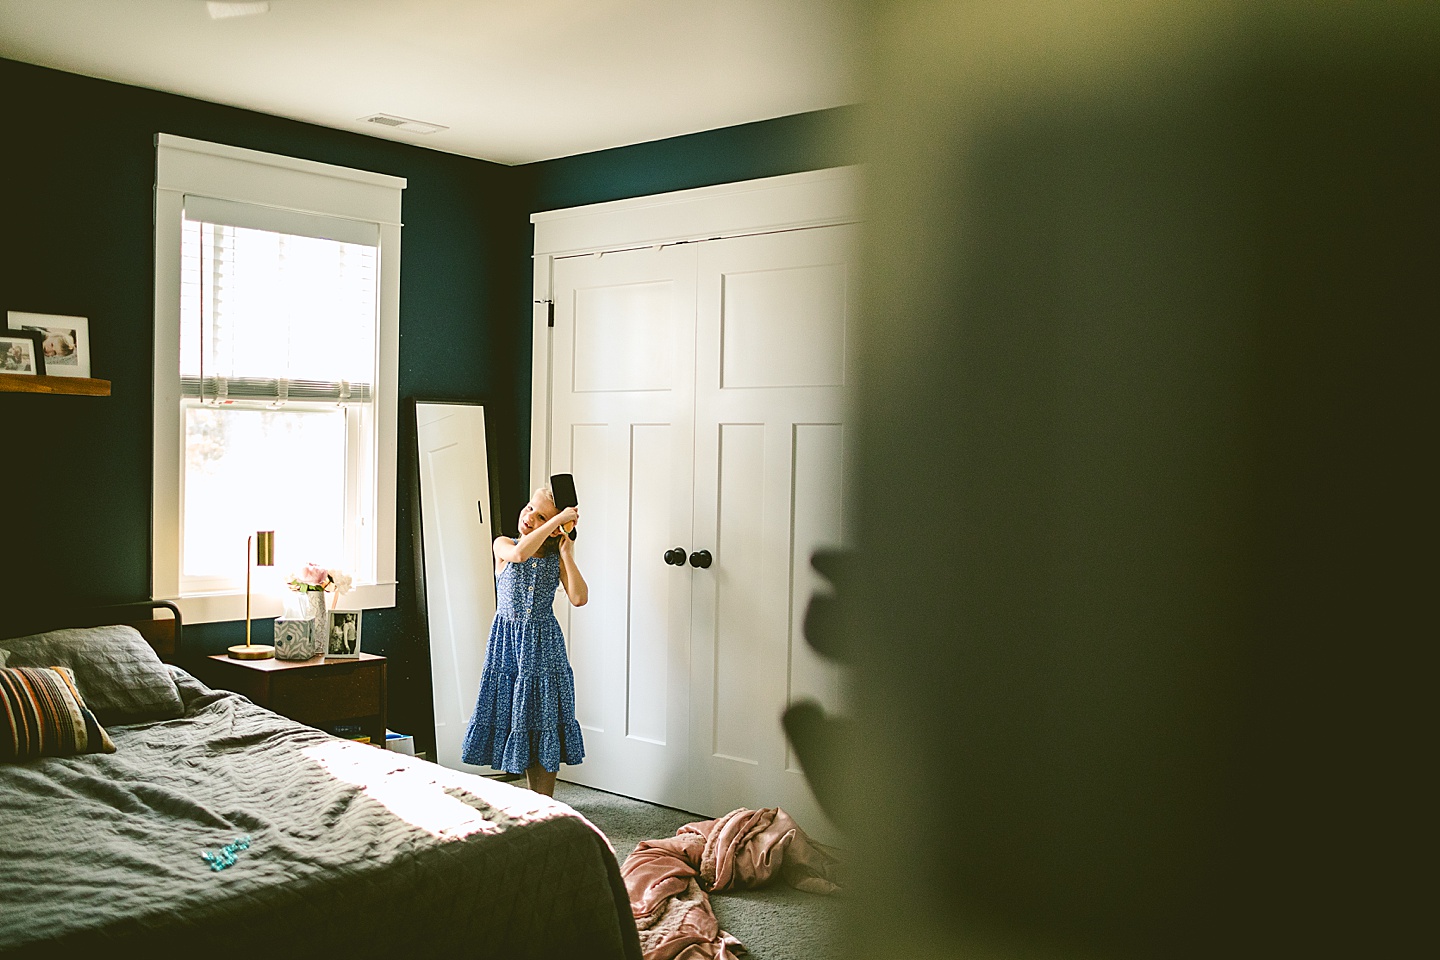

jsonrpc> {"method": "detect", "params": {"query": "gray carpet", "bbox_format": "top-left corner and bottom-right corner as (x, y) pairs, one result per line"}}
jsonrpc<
(543, 778), (846, 960)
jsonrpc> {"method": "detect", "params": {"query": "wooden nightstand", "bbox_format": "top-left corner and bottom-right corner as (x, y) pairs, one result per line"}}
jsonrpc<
(192, 653), (387, 745)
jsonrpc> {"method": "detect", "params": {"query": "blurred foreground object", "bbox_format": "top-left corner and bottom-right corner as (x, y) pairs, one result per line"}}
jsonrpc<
(841, 3), (1432, 958)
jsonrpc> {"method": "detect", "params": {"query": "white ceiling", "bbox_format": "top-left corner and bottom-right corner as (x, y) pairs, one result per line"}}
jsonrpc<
(0, 0), (859, 166)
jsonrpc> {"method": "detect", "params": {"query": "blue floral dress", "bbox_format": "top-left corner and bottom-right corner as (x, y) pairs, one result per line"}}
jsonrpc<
(460, 550), (585, 773)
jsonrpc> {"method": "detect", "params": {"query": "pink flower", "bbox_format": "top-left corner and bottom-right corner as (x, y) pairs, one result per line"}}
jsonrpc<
(298, 563), (330, 587)
(287, 563), (353, 595)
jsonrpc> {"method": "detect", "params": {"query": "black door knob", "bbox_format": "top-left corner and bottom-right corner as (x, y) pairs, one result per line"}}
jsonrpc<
(663, 547), (687, 566)
(689, 549), (712, 569)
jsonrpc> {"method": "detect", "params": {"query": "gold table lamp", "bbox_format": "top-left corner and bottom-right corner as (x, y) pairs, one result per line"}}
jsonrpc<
(229, 530), (275, 659)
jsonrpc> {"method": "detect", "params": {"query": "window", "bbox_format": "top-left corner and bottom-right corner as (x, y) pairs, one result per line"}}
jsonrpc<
(154, 135), (404, 624)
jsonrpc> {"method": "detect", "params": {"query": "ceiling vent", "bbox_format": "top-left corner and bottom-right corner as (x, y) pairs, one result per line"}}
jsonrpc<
(206, 1), (270, 19)
(358, 113), (448, 135)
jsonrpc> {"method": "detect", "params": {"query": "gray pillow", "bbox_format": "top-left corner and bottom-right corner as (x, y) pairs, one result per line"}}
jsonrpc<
(0, 625), (184, 725)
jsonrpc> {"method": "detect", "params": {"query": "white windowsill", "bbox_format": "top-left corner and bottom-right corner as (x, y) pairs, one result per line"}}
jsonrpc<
(165, 582), (397, 625)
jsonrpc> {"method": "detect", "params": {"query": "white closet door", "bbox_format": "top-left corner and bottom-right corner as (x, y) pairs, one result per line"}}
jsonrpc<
(689, 224), (856, 844)
(549, 244), (701, 810)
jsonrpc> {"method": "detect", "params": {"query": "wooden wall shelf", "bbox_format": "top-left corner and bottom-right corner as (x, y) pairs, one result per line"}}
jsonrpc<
(0, 373), (111, 396)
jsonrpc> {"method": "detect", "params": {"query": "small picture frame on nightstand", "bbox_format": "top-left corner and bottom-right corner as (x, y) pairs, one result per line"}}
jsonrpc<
(326, 610), (361, 659)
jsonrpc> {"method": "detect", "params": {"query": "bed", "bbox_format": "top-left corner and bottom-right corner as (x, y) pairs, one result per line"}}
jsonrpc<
(0, 601), (642, 960)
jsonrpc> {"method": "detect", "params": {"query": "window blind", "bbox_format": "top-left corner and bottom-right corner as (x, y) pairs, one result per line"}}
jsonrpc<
(180, 195), (379, 404)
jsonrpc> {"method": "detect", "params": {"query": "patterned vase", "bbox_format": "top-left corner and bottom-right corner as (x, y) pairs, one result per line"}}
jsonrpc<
(300, 590), (330, 657)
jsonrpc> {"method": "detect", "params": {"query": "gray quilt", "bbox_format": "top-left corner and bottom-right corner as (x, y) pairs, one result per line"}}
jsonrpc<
(0, 669), (641, 960)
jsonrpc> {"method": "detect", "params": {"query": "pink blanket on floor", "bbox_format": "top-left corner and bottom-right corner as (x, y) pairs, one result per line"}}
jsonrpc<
(620, 807), (842, 960)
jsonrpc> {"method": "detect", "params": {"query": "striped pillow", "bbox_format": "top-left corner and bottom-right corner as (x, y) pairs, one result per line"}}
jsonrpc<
(0, 665), (116, 763)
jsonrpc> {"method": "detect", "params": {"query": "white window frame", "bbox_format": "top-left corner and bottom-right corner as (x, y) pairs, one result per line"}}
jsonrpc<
(153, 133), (404, 624)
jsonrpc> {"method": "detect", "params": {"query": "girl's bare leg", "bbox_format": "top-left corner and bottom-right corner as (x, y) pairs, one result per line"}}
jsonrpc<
(525, 763), (557, 797)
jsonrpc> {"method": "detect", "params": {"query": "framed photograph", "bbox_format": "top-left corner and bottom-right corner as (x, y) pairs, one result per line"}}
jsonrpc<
(7, 312), (90, 378)
(326, 610), (362, 659)
(0, 330), (45, 376)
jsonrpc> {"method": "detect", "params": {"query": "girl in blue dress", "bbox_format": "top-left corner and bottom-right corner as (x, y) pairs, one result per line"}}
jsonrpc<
(460, 484), (587, 796)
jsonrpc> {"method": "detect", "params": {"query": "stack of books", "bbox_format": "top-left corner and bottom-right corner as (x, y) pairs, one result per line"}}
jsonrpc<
(327, 723), (369, 744)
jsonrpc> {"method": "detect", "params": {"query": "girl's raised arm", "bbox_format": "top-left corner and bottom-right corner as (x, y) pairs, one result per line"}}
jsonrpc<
(494, 506), (576, 567)
(491, 535), (518, 574)
(557, 532), (588, 607)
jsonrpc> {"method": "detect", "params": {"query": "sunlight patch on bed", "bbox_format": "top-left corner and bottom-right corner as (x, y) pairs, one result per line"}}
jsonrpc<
(303, 740), (502, 840)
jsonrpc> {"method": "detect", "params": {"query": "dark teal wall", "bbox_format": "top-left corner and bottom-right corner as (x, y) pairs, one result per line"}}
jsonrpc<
(0, 57), (529, 746)
(0, 55), (857, 754)
(523, 105), (860, 212)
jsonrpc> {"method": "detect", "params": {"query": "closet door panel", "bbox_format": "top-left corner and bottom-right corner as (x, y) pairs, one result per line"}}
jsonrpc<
(626, 422), (679, 746)
(572, 281), (676, 393)
(786, 422), (849, 770)
(690, 225), (856, 844)
(561, 421), (616, 734)
(720, 261), (848, 389)
(550, 245), (699, 811)
(710, 422), (771, 765)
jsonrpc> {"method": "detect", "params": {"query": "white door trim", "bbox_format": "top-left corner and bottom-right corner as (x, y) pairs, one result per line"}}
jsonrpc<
(531, 166), (861, 258)
(529, 255), (553, 496)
